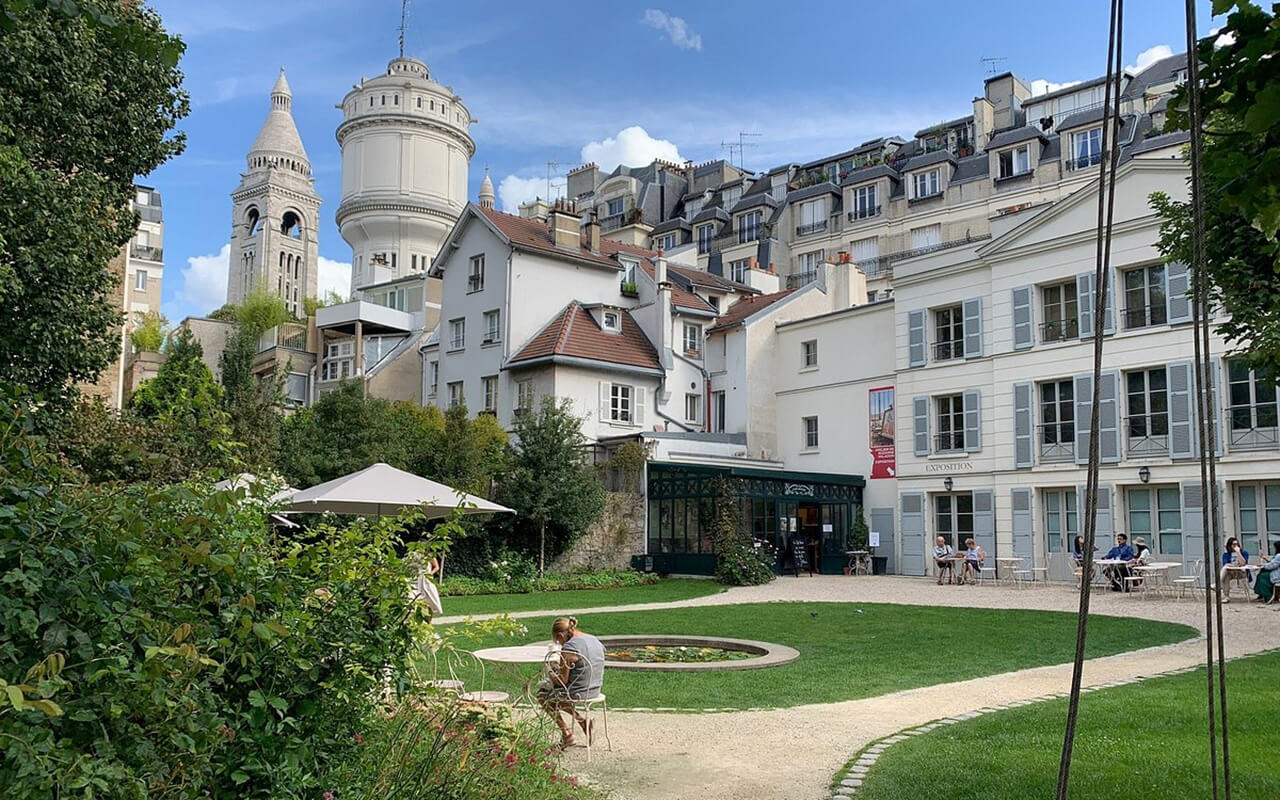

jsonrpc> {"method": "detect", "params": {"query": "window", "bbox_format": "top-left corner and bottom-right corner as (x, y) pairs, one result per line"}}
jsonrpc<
(135, 269), (148, 290)
(770, 181), (787, 203)
(911, 169), (940, 199)
(729, 258), (749, 283)
(911, 223), (942, 251)
(447, 381), (463, 409)
(385, 288), (406, 311)
(1126, 367), (1169, 456)
(136, 229), (151, 247)
(428, 360), (438, 396)
(796, 249), (824, 276)
(803, 416), (819, 449)
(934, 493), (974, 551)
(850, 184), (879, 220)
(655, 232), (677, 251)
(936, 394), (965, 451)
(411, 254), (417, 270)
(610, 383), (633, 423)
(467, 255), (485, 292)
(482, 375), (498, 413)
(796, 199), (826, 236)
(606, 198), (624, 217)
(416, 96), (422, 108)
(683, 324), (701, 355)
(1070, 128), (1103, 170)
(322, 340), (355, 381)
(711, 391), (725, 432)
(697, 224), (714, 254)
(602, 310), (621, 332)
(619, 259), (637, 289)
(997, 145), (1031, 179)
(480, 309), (501, 343)
(685, 198), (704, 220)
(722, 186), (742, 208)
(737, 210), (762, 243)
(1227, 359), (1278, 448)
(850, 237), (879, 268)
(1122, 265), (1167, 329)
(685, 393), (701, 423)
(285, 372), (308, 407)
(1128, 487), (1182, 555)
(1043, 489), (1078, 553)
(1041, 281), (1080, 341)
(449, 318), (465, 350)
(1039, 380), (1075, 462)
(517, 380), (536, 412)
(801, 340), (818, 369)
(933, 305), (963, 361)
(135, 189), (149, 206)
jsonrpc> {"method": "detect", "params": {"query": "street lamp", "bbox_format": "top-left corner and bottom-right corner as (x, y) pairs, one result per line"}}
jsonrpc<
(943, 476), (954, 492)
(1138, 466), (1151, 484)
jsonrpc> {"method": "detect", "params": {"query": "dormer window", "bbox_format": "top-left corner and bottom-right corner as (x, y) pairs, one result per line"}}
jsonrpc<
(737, 210), (761, 243)
(722, 186), (742, 208)
(1068, 128), (1103, 171)
(796, 199), (826, 236)
(697, 224), (714, 254)
(911, 169), (941, 199)
(997, 145), (1031, 179)
(850, 184), (879, 220)
(602, 310), (621, 332)
(606, 198), (624, 217)
(685, 198), (704, 220)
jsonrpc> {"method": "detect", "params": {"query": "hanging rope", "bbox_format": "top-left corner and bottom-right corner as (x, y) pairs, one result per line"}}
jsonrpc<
(1055, 1), (1124, 796)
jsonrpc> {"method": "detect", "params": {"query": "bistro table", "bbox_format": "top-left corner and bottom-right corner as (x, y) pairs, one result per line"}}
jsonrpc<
(996, 557), (1022, 584)
(948, 554), (973, 584)
(470, 642), (559, 705)
(845, 550), (872, 576)
(1224, 563), (1261, 600)
(1097, 558), (1131, 590)
(1133, 562), (1181, 598)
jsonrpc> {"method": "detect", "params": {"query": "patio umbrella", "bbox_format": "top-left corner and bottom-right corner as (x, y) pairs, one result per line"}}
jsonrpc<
(277, 462), (513, 519)
(213, 473), (296, 503)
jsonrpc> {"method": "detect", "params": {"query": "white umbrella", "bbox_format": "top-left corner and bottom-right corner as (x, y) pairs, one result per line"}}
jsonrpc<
(277, 462), (513, 519)
(214, 473), (296, 503)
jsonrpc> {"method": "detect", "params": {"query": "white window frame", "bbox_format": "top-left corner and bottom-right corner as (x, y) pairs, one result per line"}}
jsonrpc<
(655, 233), (677, 251)
(322, 340), (355, 382)
(796, 249), (825, 275)
(683, 323), (702, 355)
(803, 416), (819, 449)
(697, 224), (714, 254)
(911, 223), (942, 251)
(606, 197), (624, 217)
(797, 199), (825, 235)
(737, 210), (761, 243)
(801, 339), (818, 369)
(851, 184), (879, 219)
(428, 360), (438, 396)
(998, 145), (1031, 179)
(467, 254), (485, 293)
(482, 375), (498, 413)
(449, 317), (465, 350)
(284, 372), (308, 407)
(1070, 127), (1103, 170)
(602, 310), (621, 332)
(517, 380), (536, 412)
(729, 259), (749, 283)
(610, 383), (633, 423)
(911, 169), (940, 199)
(135, 269), (148, 290)
(447, 381), (463, 409)
(936, 393), (965, 452)
(685, 393), (701, 423)
(483, 309), (501, 343)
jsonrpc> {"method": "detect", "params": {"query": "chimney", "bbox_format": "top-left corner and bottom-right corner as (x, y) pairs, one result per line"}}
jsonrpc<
(548, 199), (580, 250)
(584, 211), (601, 253)
(655, 254), (673, 369)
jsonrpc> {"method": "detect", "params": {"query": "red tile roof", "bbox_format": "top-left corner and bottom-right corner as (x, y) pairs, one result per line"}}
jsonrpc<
(708, 289), (797, 333)
(639, 262), (717, 314)
(667, 262), (759, 295)
(478, 206), (655, 270)
(509, 302), (661, 371)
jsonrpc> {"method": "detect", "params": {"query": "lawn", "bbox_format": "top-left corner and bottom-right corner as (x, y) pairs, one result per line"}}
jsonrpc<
(439, 603), (1196, 710)
(439, 579), (725, 617)
(857, 649), (1280, 799)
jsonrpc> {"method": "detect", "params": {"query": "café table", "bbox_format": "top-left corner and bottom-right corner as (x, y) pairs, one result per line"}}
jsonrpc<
(845, 550), (872, 576)
(995, 557), (1021, 584)
(1097, 558), (1130, 590)
(1224, 563), (1261, 600)
(947, 554), (973, 584)
(471, 642), (559, 706)
(1133, 562), (1180, 598)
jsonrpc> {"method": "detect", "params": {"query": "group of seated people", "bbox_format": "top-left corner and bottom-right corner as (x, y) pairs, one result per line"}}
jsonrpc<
(932, 536), (985, 584)
(1083, 533), (1153, 591)
(1074, 533), (1280, 601)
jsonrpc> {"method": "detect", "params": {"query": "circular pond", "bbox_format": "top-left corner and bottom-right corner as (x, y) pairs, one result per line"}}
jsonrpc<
(597, 635), (799, 672)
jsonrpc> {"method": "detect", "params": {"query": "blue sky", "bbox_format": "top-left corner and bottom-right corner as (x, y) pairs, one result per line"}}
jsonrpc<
(147, 0), (1221, 322)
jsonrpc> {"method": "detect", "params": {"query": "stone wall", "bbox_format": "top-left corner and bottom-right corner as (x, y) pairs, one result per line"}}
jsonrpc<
(551, 490), (645, 572)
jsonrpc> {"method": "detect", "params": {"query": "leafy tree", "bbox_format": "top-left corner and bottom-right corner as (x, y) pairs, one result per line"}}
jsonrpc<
(128, 328), (231, 473)
(129, 309), (169, 353)
(219, 291), (292, 472)
(710, 477), (775, 586)
(500, 397), (605, 575)
(303, 290), (346, 317)
(0, 0), (187, 402)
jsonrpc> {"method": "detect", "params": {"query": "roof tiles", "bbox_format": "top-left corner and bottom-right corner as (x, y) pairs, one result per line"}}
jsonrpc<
(508, 302), (660, 371)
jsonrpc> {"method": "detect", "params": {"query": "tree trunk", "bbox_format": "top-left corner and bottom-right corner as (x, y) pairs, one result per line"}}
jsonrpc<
(539, 519), (546, 578)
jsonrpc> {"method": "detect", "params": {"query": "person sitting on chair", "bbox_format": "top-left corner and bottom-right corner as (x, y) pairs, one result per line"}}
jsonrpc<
(1219, 537), (1253, 603)
(537, 617), (605, 749)
(1103, 534), (1136, 591)
(1072, 535), (1092, 567)
(962, 538), (985, 584)
(933, 536), (955, 585)
(1252, 547), (1280, 604)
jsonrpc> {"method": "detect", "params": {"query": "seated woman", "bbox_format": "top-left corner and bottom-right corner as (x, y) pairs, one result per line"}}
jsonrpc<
(537, 616), (605, 748)
(1072, 535), (1090, 567)
(1253, 548), (1280, 604)
(1219, 537), (1253, 603)
(933, 536), (956, 585)
(961, 538), (985, 584)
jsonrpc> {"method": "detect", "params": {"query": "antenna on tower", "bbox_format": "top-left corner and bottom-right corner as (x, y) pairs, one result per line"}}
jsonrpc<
(545, 160), (565, 201)
(980, 55), (1007, 75)
(720, 131), (761, 172)
(398, 0), (410, 58)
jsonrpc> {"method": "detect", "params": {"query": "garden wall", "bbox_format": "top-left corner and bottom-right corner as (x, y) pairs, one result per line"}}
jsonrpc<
(551, 490), (644, 571)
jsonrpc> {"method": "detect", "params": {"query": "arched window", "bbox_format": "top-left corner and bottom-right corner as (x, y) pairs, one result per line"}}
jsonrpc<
(280, 211), (302, 239)
(246, 207), (261, 236)
(279, 252), (285, 267)
(416, 97), (422, 109)
(393, 94), (399, 105)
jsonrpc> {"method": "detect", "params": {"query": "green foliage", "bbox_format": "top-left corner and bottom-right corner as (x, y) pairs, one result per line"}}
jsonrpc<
(234, 289), (293, 333)
(439, 568), (659, 597)
(850, 507), (870, 551)
(302, 290), (345, 317)
(217, 292), (292, 473)
(499, 396), (606, 574)
(129, 309), (169, 353)
(710, 478), (775, 586)
(0, 0), (187, 402)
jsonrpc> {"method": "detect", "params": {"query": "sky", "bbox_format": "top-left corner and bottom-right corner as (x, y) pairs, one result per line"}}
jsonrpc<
(146, 0), (1223, 323)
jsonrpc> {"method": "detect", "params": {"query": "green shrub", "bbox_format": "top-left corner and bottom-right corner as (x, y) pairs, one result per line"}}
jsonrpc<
(439, 568), (659, 597)
(711, 478), (776, 586)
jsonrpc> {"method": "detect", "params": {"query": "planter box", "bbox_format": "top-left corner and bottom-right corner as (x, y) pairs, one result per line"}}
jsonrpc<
(872, 556), (888, 575)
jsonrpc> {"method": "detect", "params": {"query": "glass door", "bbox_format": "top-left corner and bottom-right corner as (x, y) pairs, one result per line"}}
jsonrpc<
(934, 493), (974, 551)
(1127, 487), (1182, 558)
(1236, 483), (1280, 557)
(1044, 488), (1078, 581)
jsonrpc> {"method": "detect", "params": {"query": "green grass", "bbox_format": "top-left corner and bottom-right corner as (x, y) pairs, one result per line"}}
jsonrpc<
(440, 603), (1196, 710)
(858, 649), (1280, 799)
(440, 579), (725, 617)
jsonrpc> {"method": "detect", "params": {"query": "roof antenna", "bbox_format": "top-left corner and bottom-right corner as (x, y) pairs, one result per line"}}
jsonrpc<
(398, 0), (410, 58)
(980, 56), (1007, 75)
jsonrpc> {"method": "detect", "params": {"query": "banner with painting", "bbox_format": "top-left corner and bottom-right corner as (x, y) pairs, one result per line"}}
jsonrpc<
(868, 386), (895, 479)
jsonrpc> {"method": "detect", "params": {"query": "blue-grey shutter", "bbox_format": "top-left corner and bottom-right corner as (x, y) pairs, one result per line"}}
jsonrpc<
(1077, 483), (1115, 541)
(1169, 361), (1195, 459)
(1012, 285), (1034, 350)
(963, 388), (982, 452)
(899, 492), (926, 576)
(1073, 373), (1093, 465)
(972, 489), (996, 559)
(1076, 272), (1095, 340)
(1181, 481), (1203, 571)
(913, 395), (930, 456)
(1166, 261), (1191, 324)
(1011, 487), (1034, 561)
(1098, 370), (1120, 464)
(963, 297), (983, 358)
(1102, 271), (1115, 334)
(1209, 361), (1223, 457)
(1013, 381), (1034, 468)
(908, 309), (926, 367)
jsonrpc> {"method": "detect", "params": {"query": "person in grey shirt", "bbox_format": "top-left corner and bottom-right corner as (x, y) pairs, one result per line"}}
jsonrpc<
(538, 616), (604, 748)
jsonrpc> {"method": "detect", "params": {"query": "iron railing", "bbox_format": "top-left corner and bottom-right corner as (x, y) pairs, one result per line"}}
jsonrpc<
(258, 322), (308, 353)
(848, 205), (881, 222)
(787, 270), (819, 289)
(1040, 317), (1080, 342)
(934, 431), (965, 453)
(1124, 303), (1168, 330)
(1125, 413), (1170, 457)
(1228, 404), (1280, 451)
(795, 220), (828, 237)
(1066, 151), (1104, 171)
(1037, 423), (1076, 462)
(933, 340), (962, 361)
(130, 244), (163, 262)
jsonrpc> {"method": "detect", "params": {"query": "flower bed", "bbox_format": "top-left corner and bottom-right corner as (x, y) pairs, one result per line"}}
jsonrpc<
(606, 644), (754, 664)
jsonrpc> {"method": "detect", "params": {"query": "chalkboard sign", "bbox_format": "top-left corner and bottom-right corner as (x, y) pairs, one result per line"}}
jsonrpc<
(790, 536), (812, 577)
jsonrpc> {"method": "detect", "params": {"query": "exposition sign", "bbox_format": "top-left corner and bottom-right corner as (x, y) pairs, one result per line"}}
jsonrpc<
(868, 386), (895, 479)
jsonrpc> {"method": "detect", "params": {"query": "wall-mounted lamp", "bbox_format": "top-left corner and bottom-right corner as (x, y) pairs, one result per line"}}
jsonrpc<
(943, 476), (954, 492)
(1138, 466), (1151, 484)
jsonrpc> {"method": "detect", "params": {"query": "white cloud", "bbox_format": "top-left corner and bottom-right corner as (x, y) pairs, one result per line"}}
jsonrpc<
(1127, 44), (1173, 74)
(641, 9), (702, 51)
(317, 256), (351, 299)
(170, 243), (230, 320)
(1030, 79), (1082, 97)
(497, 174), (554, 213)
(580, 125), (683, 171)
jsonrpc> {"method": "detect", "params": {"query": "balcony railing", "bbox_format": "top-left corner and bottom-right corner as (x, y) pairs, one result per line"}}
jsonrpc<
(795, 220), (828, 237)
(1041, 317), (1080, 342)
(737, 228), (760, 244)
(787, 270), (819, 289)
(135, 204), (163, 223)
(1124, 304), (1168, 330)
(258, 322), (308, 353)
(1065, 151), (1104, 171)
(1125, 413), (1170, 457)
(933, 340), (962, 361)
(848, 206), (881, 222)
(934, 431), (965, 453)
(600, 214), (625, 232)
(853, 232), (993, 280)
(130, 244), (163, 262)
(1037, 423), (1076, 463)
(1228, 405), (1280, 451)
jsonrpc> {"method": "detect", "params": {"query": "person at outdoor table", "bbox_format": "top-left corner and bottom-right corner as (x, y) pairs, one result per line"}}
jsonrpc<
(1072, 535), (1092, 567)
(933, 536), (956, 585)
(537, 616), (605, 748)
(1218, 537), (1253, 603)
(962, 538), (985, 584)
(1252, 548), (1280, 604)
(1103, 533), (1136, 591)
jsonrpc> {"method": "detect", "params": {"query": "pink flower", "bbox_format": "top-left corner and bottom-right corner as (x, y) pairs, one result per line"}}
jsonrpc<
(324, 793), (334, 800)
(568, 776), (579, 787)
(353, 732), (364, 744)
(504, 753), (517, 764)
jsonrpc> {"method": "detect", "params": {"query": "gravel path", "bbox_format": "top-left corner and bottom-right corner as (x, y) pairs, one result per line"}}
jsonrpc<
(448, 577), (1280, 800)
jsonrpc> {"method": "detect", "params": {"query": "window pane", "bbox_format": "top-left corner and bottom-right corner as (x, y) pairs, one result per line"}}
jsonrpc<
(1160, 531), (1183, 554)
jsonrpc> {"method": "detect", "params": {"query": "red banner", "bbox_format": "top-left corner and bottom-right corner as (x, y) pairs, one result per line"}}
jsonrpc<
(869, 386), (895, 479)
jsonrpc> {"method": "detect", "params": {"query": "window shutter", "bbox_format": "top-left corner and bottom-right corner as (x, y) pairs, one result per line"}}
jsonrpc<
(1076, 483), (1115, 542)
(1208, 361), (1223, 457)
(1073, 373), (1093, 465)
(1011, 488), (1033, 561)
(907, 309), (926, 367)
(598, 381), (610, 421)
(1013, 381), (1033, 468)
(899, 492), (926, 576)
(913, 396), (930, 456)
(1012, 286), (1034, 351)
(1166, 261), (1191, 324)
(963, 388), (982, 452)
(963, 297), (983, 359)
(1102, 271), (1115, 334)
(1098, 370), (1120, 464)
(1168, 361), (1195, 458)
(634, 387), (646, 426)
(1076, 272), (1095, 340)
(1181, 481), (1203, 569)
(972, 489), (995, 559)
